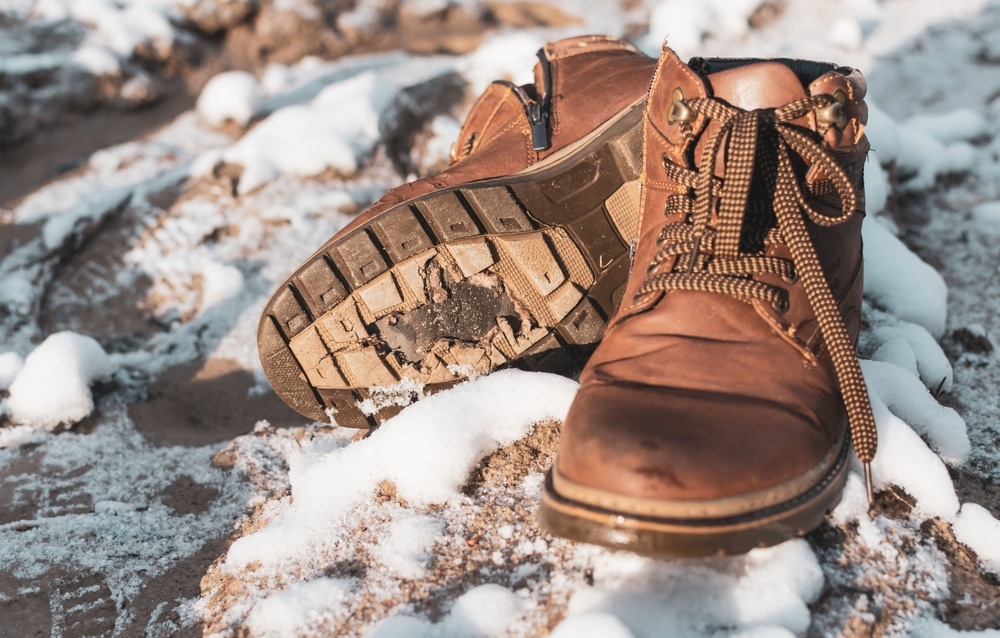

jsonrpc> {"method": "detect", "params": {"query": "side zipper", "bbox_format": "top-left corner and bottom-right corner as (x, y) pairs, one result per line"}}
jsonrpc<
(492, 48), (554, 152)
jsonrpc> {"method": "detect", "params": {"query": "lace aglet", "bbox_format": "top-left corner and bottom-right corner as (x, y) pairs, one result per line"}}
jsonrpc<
(864, 462), (874, 506)
(686, 234), (702, 273)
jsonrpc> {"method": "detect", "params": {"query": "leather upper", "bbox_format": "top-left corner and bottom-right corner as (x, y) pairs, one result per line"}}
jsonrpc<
(338, 35), (657, 237)
(556, 43), (871, 502)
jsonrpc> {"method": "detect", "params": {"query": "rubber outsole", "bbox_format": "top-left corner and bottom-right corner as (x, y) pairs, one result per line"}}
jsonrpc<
(537, 436), (850, 558)
(258, 100), (646, 428)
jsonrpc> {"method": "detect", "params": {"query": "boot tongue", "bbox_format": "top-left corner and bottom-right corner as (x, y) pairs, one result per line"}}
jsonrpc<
(694, 62), (809, 178)
(707, 62), (807, 110)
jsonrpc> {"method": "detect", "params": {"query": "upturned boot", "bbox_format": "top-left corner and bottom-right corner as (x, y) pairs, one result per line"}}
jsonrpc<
(258, 36), (656, 428)
(539, 43), (877, 556)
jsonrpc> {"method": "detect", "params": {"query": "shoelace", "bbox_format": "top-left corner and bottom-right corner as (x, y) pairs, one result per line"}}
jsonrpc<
(643, 94), (878, 502)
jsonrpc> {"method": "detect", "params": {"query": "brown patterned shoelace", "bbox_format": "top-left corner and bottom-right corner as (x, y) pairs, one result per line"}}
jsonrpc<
(643, 94), (878, 503)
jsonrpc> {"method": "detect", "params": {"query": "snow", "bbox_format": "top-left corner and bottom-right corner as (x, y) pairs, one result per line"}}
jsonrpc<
(461, 31), (545, 96)
(549, 613), (636, 638)
(199, 261), (246, 311)
(0, 403), (245, 623)
(200, 62), (453, 194)
(0, 51), (65, 75)
(871, 318), (954, 392)
(903, 108), (988, 144)
(952, 503), (1000, 576)
(560, 540), (824, 636)
(5, 0), (1000, 635)
(196, 71), (264, 128)
(971, 201), (1000, 229)
(223, 369), (578, 570)
(862, 217), (949, 338)
(372, 514), (444, 579)
(68, 0), (177, 59)
(5, 331), (114, 432)
(864, 158), (890, 215)
(644, 1), (714, 58)
(865, 366), (961, 519)
(70, 44), (121, 76)
(244, 578), (354, 638)
(640, 0), (767, 58)
(367, 615), (437, 638)
(864, 106), (980, 193)
(866, 102), (901, 165)
(829, 18), (864, 50)
(443, 584), (526, 637)
(0, 352), (24, 390)
(911, 618), (1000, 638)
(899, 130), (976, 190)
(872, 337), (920, 378)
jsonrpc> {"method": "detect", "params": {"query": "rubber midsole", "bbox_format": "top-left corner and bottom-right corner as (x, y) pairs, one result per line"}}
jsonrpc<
(539, 434), (849, 553)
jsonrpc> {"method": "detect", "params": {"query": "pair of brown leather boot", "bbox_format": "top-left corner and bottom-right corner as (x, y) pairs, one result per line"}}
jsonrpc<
(258, 35), (877, 557)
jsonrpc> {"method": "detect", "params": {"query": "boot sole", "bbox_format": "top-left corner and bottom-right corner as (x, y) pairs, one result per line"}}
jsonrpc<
(258, 98), (646, 428)
(537, 434), (850, 557)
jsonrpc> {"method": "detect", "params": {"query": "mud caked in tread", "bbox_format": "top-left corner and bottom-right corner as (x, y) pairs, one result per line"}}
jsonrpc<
(258, 102), (644, 428)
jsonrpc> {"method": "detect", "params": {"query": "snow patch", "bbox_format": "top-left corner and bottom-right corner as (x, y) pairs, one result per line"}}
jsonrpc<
(70, 44), (121, 76)
(563, 540), (823, 636)
(866, 103), (900, 165)
(223, 370), (578, 570)
(197, 71), (263, 128)
(872, 319), (954, 393)
(862, 360), (968, 465)
(642, 0), (763, 58)
(0, 352), (25, 390)
(903, 108), (988, 144)
(910, 617), (1000, 638)
(864, 362), (961, 519)
(971, 201), (1000, 230)
(371, 514), (443, 579)
(550, 613), (636, 638)
(367, 615), (435, 637)
(952, 503), (1000, 576)
(199, 261), (245, 311)
(245, 578), (354, 638)
(461, 31), (545, 96)
(201, 64), (460, 194)
(864, 157), (890, 215)
(355, 378), (427, 418)
(5, 332), (114, 432)
(443, 584), (526, 637)
(862, 217), (949, 338)
(829, 18), (863, 50)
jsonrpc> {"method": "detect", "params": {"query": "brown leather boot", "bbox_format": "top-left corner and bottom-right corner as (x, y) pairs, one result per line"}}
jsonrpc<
(538, 43), (878, 557)
(258, 36), (656, 428)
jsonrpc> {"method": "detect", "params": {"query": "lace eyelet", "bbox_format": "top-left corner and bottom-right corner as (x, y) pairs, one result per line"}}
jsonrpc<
(782, 267), (798, 285)
(772, 298), (789, 314)
(666, 87), (695, 124)
(816, 90), (848, 130)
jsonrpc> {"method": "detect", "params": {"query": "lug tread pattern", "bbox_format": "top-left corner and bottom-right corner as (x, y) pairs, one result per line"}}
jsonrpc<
(259, 104), (646, 427)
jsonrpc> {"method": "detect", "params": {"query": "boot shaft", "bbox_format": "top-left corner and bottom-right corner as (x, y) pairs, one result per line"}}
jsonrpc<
(621, 45), (870, 352)
(343, 35), (656, 236)
(452, 35), (655, 164)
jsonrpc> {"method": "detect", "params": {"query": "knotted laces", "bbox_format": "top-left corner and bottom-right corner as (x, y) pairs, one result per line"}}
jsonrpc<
(643, 94), (878, 502)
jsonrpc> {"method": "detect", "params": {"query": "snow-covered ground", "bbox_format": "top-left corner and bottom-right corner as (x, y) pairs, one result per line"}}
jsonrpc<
(2, 0), (1000, 636)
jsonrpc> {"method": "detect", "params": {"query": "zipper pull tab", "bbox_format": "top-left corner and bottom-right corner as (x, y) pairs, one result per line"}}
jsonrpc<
(527, 102), (550, 151)
(529, 47), (554, 152)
